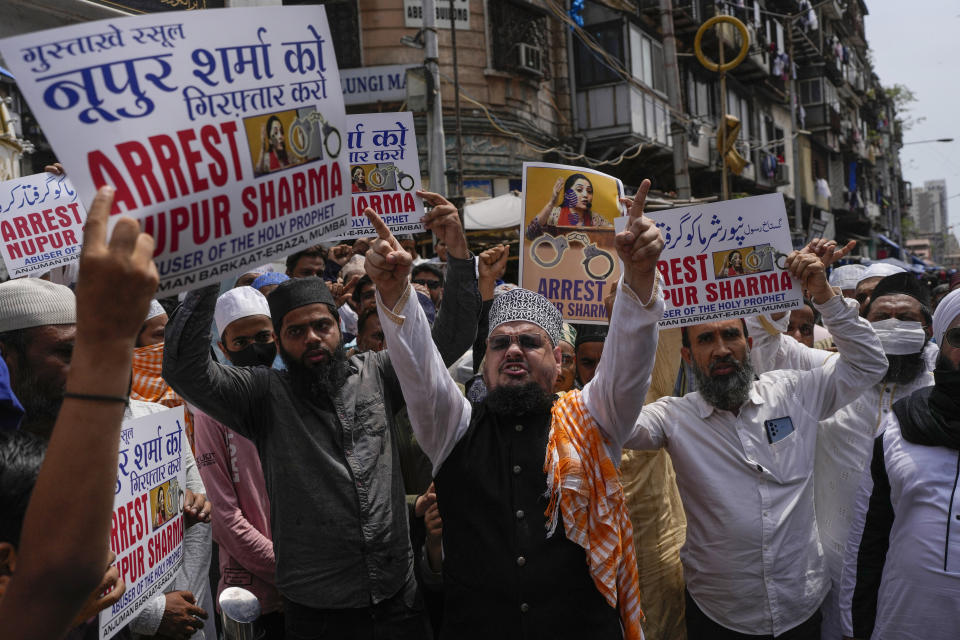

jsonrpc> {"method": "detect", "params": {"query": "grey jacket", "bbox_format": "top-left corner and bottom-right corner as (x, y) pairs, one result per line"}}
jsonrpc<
(162, 257), (480, 608)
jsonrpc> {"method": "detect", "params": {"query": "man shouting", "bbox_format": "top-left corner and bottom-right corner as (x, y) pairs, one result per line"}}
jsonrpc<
(367, 180), (664, 639)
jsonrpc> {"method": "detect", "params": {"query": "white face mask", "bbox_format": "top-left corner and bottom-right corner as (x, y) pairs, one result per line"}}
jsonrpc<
(871, 318), (927, 355)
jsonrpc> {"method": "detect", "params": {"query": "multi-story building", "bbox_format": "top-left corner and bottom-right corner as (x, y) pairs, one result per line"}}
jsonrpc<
(5, 0), (908, 259)
(913, 179), (948, 234)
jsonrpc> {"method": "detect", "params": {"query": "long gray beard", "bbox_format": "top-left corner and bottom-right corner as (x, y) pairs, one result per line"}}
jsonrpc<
(692, 355), (755, 412)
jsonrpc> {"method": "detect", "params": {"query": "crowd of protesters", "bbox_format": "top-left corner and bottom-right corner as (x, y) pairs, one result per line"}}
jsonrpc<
(1, 173), (960, 640)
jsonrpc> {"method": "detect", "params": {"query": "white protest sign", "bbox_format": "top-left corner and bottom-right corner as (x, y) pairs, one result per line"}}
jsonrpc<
(100, 406), (187, 640)
(334, 112), (422, 239)
(616, 193), (801, 327)
(0, 7), (350, 296)
(0, 171), (84, 278)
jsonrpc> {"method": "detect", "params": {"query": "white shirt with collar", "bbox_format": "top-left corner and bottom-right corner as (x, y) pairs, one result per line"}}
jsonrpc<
(624, 294), (887, 636)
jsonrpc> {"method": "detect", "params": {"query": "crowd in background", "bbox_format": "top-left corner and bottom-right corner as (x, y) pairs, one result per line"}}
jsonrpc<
(1, 180), (959, 640)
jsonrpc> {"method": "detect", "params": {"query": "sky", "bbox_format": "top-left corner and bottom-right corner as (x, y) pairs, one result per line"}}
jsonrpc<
(864, 0), (960, 232)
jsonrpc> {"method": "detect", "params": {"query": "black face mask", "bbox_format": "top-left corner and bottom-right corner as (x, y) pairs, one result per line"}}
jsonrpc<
(226, 342), (277, 368)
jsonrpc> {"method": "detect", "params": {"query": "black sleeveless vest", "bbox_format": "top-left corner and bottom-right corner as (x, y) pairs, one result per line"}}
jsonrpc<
(434, 402), (623, 640)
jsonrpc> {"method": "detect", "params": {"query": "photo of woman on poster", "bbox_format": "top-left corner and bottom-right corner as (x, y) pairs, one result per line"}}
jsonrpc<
(525, 173), (613, 240)
(256, 115), (292, 173)
(153, 485), (169, 529)
(722, 250), (746, 277)
(351, 166), (368, 192)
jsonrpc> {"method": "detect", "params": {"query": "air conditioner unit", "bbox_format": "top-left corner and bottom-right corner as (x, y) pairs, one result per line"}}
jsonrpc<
(775, 162), (791, 185)
(516, 43), (543, 75)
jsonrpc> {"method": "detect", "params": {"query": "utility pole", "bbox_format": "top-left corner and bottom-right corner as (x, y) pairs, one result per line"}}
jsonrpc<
(787, 22), (803, 239)
(719, 42), (728, 201)
(423, 0), (447, 196)
(660, 0), (691, 198)
(449, 0), (464, 197)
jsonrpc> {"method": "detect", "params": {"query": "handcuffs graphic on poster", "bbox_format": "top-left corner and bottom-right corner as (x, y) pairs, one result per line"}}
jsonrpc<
(529, 230), (615, 280)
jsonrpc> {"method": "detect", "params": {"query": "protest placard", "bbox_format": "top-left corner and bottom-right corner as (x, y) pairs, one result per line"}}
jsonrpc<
(335, 112), (422, 239)
(616, 193), (802, 328)
(0, 171), (84, 278)
(100, 407), (186, 640)
(0, 6), (349, 295)
(519, 163), (624, 324)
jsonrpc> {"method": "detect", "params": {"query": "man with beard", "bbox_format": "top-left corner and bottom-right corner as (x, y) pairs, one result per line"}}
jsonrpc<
(746, 273), (935, 639)
(162, 192), (481, 640)
(839, 289), (960, 640)
(192, 286), (284, 637)
(624, 251), (887, 639)
(811, 273), (935, 639)
(369, 180), (663, 639)
(0, 279), (75, 438)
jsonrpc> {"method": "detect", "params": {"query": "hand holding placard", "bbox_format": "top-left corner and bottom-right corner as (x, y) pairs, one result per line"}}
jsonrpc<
(784, 250), (834, 305)
(615, 179), (663, 302)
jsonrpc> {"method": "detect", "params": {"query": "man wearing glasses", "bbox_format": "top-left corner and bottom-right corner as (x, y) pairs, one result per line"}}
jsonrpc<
(367, 180), (663, 639)
(411, 263), (444, 308)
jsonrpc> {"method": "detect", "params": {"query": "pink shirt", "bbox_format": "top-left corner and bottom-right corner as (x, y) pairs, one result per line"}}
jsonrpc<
(193, 410), (281, 613)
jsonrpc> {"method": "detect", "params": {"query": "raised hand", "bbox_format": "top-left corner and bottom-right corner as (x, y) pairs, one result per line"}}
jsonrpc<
(329, 243), (354, 266)
(784, 250), (833, 304)
(802, 237), (856, 269)
(75, 186), (158, 354)
(364, 208), (413, 309)
(615, 179), (663, 300)
(417, 190), (469, 260)
(329, 274), (360, 308)
(551, 176), (564, 200)
(478, 244), (510, 300)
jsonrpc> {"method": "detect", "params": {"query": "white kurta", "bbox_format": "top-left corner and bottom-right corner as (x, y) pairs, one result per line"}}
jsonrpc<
(840, 414), (960, 639)
(625, 295), (887, 636)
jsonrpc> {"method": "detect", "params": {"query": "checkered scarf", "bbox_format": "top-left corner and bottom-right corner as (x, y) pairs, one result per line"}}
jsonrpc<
(131, 342), (194, 451)
(545, 389), (644, 639)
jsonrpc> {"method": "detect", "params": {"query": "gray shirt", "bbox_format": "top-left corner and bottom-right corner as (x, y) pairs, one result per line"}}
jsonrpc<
(163, 260), (480, 608)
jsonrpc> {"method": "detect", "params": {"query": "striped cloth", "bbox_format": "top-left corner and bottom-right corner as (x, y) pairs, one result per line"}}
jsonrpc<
(131, 342), (195, 452)
(545, 389), (644, 639)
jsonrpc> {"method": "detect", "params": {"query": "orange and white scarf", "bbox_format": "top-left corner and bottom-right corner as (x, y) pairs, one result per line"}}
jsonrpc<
(545, 389), (644, 639)
(131, 342), (195, 452)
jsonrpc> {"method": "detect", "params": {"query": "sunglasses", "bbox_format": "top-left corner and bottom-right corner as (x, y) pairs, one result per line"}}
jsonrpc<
(488, 333), (545, 352)
(945, 328), (960, 348)
(412, 279), (442, 290)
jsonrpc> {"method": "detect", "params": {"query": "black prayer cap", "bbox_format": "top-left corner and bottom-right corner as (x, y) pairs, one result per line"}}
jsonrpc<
(574, 323), (608, 349)
(267, 276), (337, 332)
(869, 272), (931, 309)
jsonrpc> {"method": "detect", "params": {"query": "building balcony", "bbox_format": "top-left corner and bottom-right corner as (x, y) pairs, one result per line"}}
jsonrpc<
(575, 82), (672, 148)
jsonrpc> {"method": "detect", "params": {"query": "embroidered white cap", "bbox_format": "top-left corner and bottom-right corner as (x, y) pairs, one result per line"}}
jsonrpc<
(0, 278), (75, 332)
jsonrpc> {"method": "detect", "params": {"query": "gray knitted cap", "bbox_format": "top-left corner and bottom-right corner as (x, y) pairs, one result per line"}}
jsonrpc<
(0, 278), (76, 332)
(488, 288), (562, 346)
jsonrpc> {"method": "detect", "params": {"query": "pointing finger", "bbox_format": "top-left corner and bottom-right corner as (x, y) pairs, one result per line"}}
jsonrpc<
(364, 208), (394, 241)
(343, 273), (360, 293)
(82, 186), (114, 256)
(628, 179), (651, 220)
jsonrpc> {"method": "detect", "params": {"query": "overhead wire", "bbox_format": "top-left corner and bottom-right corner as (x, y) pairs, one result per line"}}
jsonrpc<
(437, 68), (646, 167)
